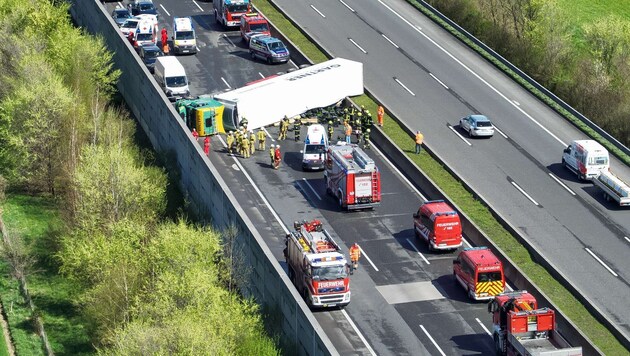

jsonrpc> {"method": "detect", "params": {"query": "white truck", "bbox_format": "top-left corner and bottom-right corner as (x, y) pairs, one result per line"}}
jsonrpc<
(561, 140), (609, 180)
(172, 17), (197, 55)
(154, 57), (190, 101)
(284, 220), (351, 308)
(592, 171), (630, 207)
(301, 124), (328, 171)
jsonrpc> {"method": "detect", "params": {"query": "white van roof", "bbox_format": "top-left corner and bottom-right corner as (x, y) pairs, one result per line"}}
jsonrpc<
(573, 140), (607, 154)
(156, 57), (186, 76)
(305, 124), (327, 145)
(174, 17), (193, 31)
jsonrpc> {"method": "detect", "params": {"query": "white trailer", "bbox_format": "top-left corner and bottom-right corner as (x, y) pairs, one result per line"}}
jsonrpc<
(592, 171), (630, 207)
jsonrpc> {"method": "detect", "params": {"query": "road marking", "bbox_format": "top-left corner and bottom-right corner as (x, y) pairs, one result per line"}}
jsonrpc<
(625, 236), (630, 244)
(493, 126), (508, 139)
(420, 325), (447, 356)
(585, 248), (618, 277)
(475, 318), (492, 336)
(513, 100), (520, 106)
(548, 173), (576, 195)
(359, 246), (379, 271)
(339, 0), (355, 12)
(341, 310), (377, 356)
(192, 0), (204, 12)
(406, 238), (430, 264)
(217, 136), (289, 234)
(429, 73), (449, 89)
(221, 77), (231, 89)
(382, 34), (399, 49)
(511, 181), (539, 206)
(159, 4), (170, 16)
(289, 59), (299, 69)
(258, 72), (265, 79)
(370, 141), (427, 200)
(376, 0), (567, 147)
(448, 124), (472, 146)
(262, 127), (276, 142)
(310, 5), (326, 18)
(394, 77), (415, 96)
(301, 178), (322, 200)
(349, 38), (368, 54)
(117, 2), (123, 9)
(196, 46), (201, 52)
(222, 33), (236, 47)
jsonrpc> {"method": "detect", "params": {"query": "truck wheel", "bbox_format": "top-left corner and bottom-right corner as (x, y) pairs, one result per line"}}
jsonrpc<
(250, 51), (256, 59)
(467, 286), (475, 300)
(337, 192), (344, 209)
(561, 158), (567, 168)
(494, 334), (504, 355)
(324, 176), (332, 195)
(215, 11), (220, 24)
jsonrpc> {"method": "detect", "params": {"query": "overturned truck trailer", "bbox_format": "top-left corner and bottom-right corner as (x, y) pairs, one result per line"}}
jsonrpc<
(214, 58), (364, 131)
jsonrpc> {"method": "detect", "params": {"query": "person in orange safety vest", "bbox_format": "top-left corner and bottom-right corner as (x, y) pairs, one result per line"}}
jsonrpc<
(377, 105), (384, 127)
(349, 243), (361, 274)
(344, 122), (352, 144)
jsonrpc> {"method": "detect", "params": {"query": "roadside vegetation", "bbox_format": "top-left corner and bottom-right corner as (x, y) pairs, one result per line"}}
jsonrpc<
(253, 0), (626, 354)
(0, 0), (279, 354)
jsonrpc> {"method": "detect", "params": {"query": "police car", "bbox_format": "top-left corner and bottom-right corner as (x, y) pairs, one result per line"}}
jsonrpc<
(249, 35), (290, 64)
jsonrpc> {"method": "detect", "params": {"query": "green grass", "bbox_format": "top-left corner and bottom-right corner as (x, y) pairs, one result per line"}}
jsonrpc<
(557, 0), (630, 29)
(1, 194), (93, 355)
(253, 0), (627, 354)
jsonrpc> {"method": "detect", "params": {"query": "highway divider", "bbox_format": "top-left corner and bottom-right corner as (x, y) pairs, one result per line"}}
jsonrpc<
(68, 1), (335, 355)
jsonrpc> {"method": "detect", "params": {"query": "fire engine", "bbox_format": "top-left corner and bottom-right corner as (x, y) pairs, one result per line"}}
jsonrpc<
(453, 246), (505, 300)
(488, 290), (583, 356)
(213, 0), (251, 28)
(240, 13), (270, 43)
(284, 220), (351, 308)
(324, 143), (381, 210)
(413, 200), (462, 250)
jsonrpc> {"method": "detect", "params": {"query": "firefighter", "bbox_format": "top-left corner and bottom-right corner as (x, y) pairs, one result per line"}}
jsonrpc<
(354, 112), (363, 142)
(161, 27), (168, 52)
(257, 129), (266, 151)
(191, 128), (199, 140)
(279, 116), (289, 140)
(241, 133), (250, 158)
(343, 108), (350, 124)
(363, 128), (371, 149)
(269, 144), (275, 166)
(344, 122), (352, 144)
(349, 243), (361, 274)
(249, 131), (256, 155)
(327, 120), (334, 141)
(240, 117), (249, 130)
(203, 136), (210, 155)
(226, 131), (235, 155)
(274, 145), (281, 169)
(377, 105), (384, 127)
(293, 118), (302, 142)
(364, 110), (373, 129)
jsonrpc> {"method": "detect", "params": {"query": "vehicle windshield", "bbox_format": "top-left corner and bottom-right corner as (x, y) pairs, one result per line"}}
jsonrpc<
(144, 49), (160, 58)
(268, 41), (284, 50)
(477, 272), (502, 282)
(589, 156), (609, 165)
(115, 11), (131, 19)
(250, 23), (269, 32)
(305, 144), (326, 154)
(139, 3), (154, 10)
(476, 121), (492, 127)
(166, 76), (187, 87)
(122, 21), (138, 28)
(228, 4), (249, 12)
(312, 265), (348, 281)
(175, 31), (194, 40)
(136, 33), (152, 41)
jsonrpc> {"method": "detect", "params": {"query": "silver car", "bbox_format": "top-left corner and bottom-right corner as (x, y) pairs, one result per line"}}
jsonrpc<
(459, 114), (495, 138)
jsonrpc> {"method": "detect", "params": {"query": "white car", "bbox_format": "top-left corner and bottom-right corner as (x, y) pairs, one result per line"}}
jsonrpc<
(120, 19), (139, 36)
(459, 114), (495, 138)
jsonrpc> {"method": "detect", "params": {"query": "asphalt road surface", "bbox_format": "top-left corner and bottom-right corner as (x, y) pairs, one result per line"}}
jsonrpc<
(270, 0), (630, 341)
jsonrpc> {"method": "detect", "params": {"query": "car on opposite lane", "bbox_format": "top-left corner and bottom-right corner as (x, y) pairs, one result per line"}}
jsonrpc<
(111, 8), (133, 27)
(459, 114), (495, 138)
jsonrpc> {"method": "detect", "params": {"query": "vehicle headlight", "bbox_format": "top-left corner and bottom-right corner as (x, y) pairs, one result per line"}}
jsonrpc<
(312, 296), (319, 303)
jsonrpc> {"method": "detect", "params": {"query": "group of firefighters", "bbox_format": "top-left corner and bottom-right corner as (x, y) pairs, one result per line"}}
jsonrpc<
(337, 105), (376, 149)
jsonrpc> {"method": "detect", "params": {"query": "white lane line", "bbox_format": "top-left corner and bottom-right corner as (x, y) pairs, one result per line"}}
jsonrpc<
(406, 238), (430, 264)
(585, 248), (618, 277)
(429, 73), (449, 89)
(475, 318), (492, 336)
(117, 2), (123, 9)
(159, 4), (170, 16)
(625, 236), (630, 244)
(217, 136), (289, 234)
(301, 178), (322, 200)
(196, 46), (201, 52)
(513, 100), (521, 106)
(349, 38), (368, 54)
(222, 34), (236, 47)
(511, 181), (539, 206)
(339, 0), (355, 12)
(310, 5), (326, 18)
(359, 246), (379, 271)
(376, 0), (566, 147)
(221, 77), (231, 89)
(370, 142), (427, 200)
(394, 78), (415, 96)
(420, 325), (447, 356)
(341, 310), (377, 356)
(448, 125), (472, 146)
(258, 72), (265, 79)
(192, 0), (204, 12)
(382, 34), (399, 48)
(262, 127), (276, 141)
(493, 125), (508, 139)
(289, 59), (299, 69)
(548, 173), (576, 196)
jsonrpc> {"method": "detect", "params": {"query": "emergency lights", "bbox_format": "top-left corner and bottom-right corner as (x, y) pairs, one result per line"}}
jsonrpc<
(312, 255), (343, 263)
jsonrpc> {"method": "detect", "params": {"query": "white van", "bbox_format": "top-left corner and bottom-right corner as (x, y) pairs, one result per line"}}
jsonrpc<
(154, 56), (190, 101)
(172, 17), (197, 54)
(301, 124), (328, 171)
(562, 140), (609, 180)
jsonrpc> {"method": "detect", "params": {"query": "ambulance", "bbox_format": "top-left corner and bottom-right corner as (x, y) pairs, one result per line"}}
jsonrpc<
(301, 124), (328, 171)
(133, 18), (157, 49)
(561, 139), (609, 180)
(413, 200), (462, 250)
(172, 17), (197, 55)
(453, 246), (505, 300)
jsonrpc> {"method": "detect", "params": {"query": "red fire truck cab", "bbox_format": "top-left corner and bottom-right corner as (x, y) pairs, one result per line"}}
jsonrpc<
(413, 200), (462, 250)
(453, 246), (505, 300)
(240, 13), (270, 43)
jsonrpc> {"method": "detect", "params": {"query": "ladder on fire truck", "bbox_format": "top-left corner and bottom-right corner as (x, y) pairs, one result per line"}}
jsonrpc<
(295, 220), (338, 253)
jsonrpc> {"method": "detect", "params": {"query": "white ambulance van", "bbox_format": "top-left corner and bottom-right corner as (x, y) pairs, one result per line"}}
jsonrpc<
(562, 139), (609, 180)
(154, 56), (190, 101)
(172, 17), (197, 55)
(301, 124), (328, 171)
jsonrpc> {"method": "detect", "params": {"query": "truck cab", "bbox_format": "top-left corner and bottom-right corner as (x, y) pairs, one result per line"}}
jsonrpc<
(301, 124), (328, 171)
(214, 0), (251, 28)
(249, 35), (290, 64)
(240, 13), (270, 43)
(562, 139), (609, 180)
(172, 17), (197, 55)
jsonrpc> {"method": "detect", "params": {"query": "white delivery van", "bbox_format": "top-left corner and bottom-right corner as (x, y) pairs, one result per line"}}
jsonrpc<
(301, 124), (328, 171)
(562, 139), (609, 180)
(154, 56), (190, 101)
(172, 17), (197, 54)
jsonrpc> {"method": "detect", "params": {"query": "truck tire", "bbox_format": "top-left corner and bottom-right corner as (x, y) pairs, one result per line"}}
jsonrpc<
(215, 10), (220, 24)
(337, 192), (344, 209)
(494, 334), (505, 355)
(324, 176), (332, 195)
(561, 158), (567, 168)
(250, 51), (256, 59)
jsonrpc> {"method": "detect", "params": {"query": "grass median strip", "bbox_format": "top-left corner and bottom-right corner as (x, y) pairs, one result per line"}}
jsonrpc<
(254, 0), (625, 353)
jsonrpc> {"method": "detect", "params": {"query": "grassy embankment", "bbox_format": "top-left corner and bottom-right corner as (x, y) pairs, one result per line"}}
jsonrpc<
(253, 0), (626, 354)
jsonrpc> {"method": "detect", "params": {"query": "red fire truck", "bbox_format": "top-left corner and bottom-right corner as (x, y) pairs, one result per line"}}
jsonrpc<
(453, 246), (505, 300)
(488, 291), (583, 355)
(324, 143), (381, 210)
(213, 0), (251, 28)
(240, 13), (270, 43)
(284, 220), (351, 308)
(413, 200), (462, 250)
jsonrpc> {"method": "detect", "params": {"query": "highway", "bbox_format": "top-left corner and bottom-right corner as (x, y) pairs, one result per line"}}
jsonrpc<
(269, 0), (630, 341)
(103, 0), (520, 354)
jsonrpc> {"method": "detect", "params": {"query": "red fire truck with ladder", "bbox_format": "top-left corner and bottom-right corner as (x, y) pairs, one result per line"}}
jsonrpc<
(324, 143), (381, 210)
(284, 220), (351, 308)
(488, 290), (583, 356)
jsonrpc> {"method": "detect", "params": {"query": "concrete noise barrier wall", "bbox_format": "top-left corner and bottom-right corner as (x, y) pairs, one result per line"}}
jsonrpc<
(69, 1), (335, 355)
